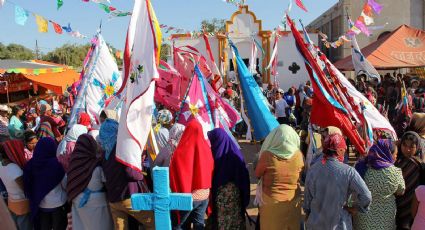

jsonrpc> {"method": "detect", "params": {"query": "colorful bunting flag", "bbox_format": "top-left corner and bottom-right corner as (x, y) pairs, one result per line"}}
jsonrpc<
(50, 21), (63, 34)
(109, 10), (132, 17)
(35, 15), (48, 33)
(295, 0), (308, 12)
(57, 0), (63, 10)
(320, 0), (383, 48)
(99, 3), (112, 13)
(116, 0), (162, 172)
(15, 5), (29, 26)
(70, 31), (86, 38)
(368, 0), (383, 14)
(349, 19), (380, 82)
(62, 23), (72, 33)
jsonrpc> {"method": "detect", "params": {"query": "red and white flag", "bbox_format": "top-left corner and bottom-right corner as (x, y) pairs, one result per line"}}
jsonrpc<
(116, 0), (162, 171)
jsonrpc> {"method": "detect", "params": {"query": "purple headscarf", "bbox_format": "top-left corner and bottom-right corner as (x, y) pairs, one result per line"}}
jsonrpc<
(355, 139), (395, 178)
(23, 137), (65, 219)
(207, 128), (250, 209)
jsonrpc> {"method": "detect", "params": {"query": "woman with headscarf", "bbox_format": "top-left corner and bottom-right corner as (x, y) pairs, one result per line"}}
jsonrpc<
(153, 123), (185, 167)
(24, 130), (38, 161)
(353, 139), (405, 230)
(8, 105), (25, 140)
(304, 133), (371, 230)
(100, 119), (154, 230)
(23, 137), (67, 230)
(207, 128), (250, 230)
(154, 109), (173, 151)
(67, 134), (112, 230)
(78, 113), (92, 131)
(56, 124), (88, 172)
(169, 120), (214, 229)
(99, 110), (118, 124)
(37, 121), (55, 140)
(395, 131), (425, 229)
(409, 113), (425, 147)
(254, 124), (304, 230)
(0, 143), (32, 229)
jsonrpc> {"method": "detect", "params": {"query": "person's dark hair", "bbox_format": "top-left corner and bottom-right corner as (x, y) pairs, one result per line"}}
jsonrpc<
(11, 105), (23, 116)
(0, 145), (8, 162)
(324, 149), (338, 157)
(24, 130), (37, 144)
(401, 133), (419, 147)
(288, 88), (294, 94)
(100, 110), (107, 120)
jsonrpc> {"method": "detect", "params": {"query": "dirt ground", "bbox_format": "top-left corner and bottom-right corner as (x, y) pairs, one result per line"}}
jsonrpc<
(238, 140), (261, 230)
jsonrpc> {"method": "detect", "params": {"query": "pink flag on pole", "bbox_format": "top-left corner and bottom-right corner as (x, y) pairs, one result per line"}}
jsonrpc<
(178, 66), (214, 138)
(116, 0), (162, 171)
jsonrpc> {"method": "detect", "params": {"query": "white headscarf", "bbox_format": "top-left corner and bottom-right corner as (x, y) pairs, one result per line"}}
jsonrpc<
(56, 124), (88, 156)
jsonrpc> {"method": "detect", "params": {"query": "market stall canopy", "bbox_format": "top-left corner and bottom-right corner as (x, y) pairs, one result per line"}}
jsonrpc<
(0, 60), (79, 94)
(334, 25), (425, 70)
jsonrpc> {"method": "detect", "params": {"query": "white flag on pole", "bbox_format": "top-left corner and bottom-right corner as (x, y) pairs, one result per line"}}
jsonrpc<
(116, 0), (162, 171)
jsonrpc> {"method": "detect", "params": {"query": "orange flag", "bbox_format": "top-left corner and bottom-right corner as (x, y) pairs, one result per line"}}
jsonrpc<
(50, 21), (63, 34)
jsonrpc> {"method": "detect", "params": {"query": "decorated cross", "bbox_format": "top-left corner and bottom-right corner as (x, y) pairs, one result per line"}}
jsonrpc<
(131, 167), (193, 230)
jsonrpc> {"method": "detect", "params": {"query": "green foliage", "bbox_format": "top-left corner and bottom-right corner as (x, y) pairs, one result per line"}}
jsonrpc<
(0, 43), (35, 60)
(42, 43), (91, 68)
(160, 43), (171, 62)
(201, 18), (226, 33)
(42, 43), (123, 69)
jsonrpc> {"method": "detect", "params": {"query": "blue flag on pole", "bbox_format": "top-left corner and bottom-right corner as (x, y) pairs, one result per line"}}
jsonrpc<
(230, 41), (279, 140)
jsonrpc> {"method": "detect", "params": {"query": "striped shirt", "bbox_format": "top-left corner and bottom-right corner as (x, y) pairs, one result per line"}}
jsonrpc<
(304, 157), (371, 230)
(0, 116), (9, 137)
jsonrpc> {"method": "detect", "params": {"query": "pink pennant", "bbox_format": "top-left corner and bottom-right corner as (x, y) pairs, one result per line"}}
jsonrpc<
(368, 0), (383, 14)
(295, 0), (308, 12)
(354, 20), (371, 36)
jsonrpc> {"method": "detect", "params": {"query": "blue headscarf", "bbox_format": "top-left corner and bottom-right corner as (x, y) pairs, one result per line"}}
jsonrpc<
(355, 139), (395, 178)
(23, 137), (64, 219)
(99, 119), (119, 160)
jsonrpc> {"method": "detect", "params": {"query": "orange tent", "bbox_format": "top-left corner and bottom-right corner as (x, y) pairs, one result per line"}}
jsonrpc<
(24, 69), (79, 94)
(0, 60), (79, 94)
(334, 25), (425, 70)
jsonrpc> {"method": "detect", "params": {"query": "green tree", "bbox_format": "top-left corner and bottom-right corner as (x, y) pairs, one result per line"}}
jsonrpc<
(160, 43), (171, 62)
(43, 43), (123, 69)
(201, 18), (226, 33)
(42, 43), (91, 68)
(0, 43), (35, 60)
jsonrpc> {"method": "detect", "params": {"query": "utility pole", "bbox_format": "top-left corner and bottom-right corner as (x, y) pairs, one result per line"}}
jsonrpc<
(35, 40), (40, 60)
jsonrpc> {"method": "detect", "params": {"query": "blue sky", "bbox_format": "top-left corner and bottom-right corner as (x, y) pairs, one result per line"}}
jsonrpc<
(0, 0), (337, 53)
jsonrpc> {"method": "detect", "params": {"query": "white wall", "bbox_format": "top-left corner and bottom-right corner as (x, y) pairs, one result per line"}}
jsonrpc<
(274, 32), (319, 90)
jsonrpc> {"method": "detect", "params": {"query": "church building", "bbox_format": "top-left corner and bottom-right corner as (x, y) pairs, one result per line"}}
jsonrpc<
(171, 5), (318, 90)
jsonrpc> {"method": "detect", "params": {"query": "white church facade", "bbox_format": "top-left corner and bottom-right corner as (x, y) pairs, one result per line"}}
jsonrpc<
(171, 5), (319, 90)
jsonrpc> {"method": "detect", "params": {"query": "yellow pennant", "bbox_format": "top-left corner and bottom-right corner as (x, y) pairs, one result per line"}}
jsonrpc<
(35, 15), (48, 33)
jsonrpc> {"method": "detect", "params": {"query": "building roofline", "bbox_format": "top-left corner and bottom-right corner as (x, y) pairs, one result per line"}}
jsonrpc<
(306, 1), (341, 28)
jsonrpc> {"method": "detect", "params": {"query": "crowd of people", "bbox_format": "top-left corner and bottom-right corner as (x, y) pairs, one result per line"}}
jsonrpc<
(0, 71), (425, 230)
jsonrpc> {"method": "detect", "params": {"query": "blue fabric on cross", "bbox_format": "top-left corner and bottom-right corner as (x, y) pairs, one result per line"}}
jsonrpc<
(131, 167), (193, 230)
